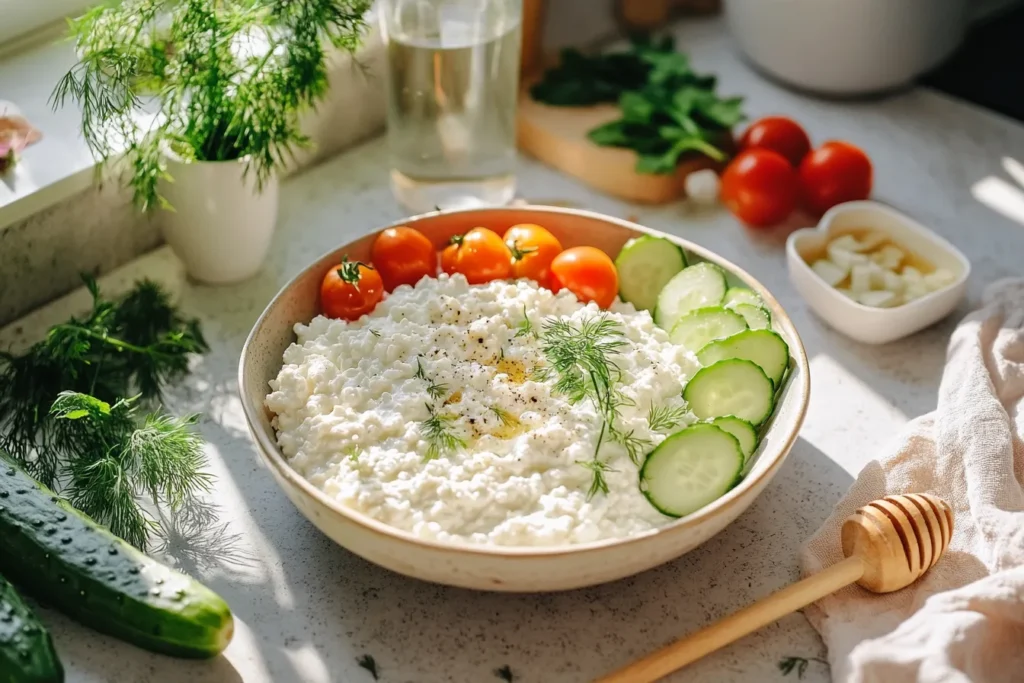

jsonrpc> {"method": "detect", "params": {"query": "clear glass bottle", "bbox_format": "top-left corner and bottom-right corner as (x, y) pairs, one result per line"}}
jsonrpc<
(379, 0), (523, 213)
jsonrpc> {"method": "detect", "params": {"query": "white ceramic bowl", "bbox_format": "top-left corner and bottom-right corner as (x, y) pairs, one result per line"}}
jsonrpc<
(724, 0), (968, 96)
(239, 206), (810, 592)
(787, 201), (970, 345)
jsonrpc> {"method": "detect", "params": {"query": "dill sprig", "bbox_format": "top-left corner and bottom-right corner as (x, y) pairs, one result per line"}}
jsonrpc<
(51, 0), (372, 211)
(609, 424), (650, 466)
(357, 654), (379, 680)
(490, 406), (517, 427)
(49, 391), (212, 550)
(0, 276), (207, 486)
(575, 458), (615, 499)
(414, 357), (448, 401)
(420, 404), (465, 462)
(648, 404), (689, 433)
(514, 305), (538, 339)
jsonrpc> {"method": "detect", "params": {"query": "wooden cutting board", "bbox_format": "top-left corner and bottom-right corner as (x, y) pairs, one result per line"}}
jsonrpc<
(516, 90), (727, 204)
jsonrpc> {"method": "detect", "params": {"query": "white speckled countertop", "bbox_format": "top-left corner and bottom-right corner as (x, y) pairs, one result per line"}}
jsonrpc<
(9, 16), (1024, 683)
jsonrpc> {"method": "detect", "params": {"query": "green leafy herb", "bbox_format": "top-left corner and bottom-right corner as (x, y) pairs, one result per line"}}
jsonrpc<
(647, 404), (689, 433)
(490, 406), (517, 428)
(51, 0), (372, 211)
(342, 445), (362, 460)
(415, 357), (448, 402)
(779, 656), (828, 679)
(514, 305), (537, 340)
(369, 328), (381, 338)
(531, 35), (743, 174)
(49, 391), (211, 549)
(575, 456), (614, 499)
(494, 664), (515, 682)
(0, 276), (207, 487)
(420, 404), (465, 462)
(357, 654), (378, 680)
(608, 424), (650, 467)
(537, 316), (648, 495)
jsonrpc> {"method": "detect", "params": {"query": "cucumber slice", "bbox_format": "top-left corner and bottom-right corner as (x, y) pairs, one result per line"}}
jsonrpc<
(669, 307), (747, 351)
(683, 359), (775, 425)
(731, 303), (771, 331)
(697, 329), (790, 387)
(615, 236), (687, 312)
(723, 287), (762, 308)
(639, 423), (743, 518)
(709, 416), (758, 464)
(654, 262), (728, 330)
(0, 573), (63, 683)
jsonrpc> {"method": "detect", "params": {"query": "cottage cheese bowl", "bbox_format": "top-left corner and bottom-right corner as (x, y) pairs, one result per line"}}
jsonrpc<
(239, 206), (809, 591)
(267, 274), (700, 547)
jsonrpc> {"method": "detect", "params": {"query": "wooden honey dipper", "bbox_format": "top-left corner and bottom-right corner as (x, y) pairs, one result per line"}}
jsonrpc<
(598, 493), (954, 683)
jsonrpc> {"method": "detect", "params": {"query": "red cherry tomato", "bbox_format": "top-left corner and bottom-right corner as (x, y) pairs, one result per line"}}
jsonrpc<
(504, 223), (563, 284)
(440, 227), (512, 284)
(720, 149), (800, 227)
(799, 141), (873, 215)
(320, 258), (384, 320)
(739, 116), (812, 167)
(548, 246), (618, 309)
(370, 226), (436, 290)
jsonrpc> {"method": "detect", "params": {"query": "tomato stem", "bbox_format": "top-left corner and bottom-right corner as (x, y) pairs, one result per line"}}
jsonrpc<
(508, 240), (538, 262)
(336, 256), (372, 290)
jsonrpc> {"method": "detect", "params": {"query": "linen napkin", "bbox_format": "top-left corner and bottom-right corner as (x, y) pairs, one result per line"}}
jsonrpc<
(801, 278), (1024, 683)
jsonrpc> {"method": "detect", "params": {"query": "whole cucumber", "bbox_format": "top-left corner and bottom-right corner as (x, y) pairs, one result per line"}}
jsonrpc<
(0, 573), (63, 683)
(0, 458), (233, 659)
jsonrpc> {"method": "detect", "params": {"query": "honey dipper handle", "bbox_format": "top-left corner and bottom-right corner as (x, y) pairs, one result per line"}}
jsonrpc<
(596, 556), (865, 683)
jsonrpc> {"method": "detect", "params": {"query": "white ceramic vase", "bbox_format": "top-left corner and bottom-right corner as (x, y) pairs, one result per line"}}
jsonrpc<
(159, 156), (279, 284)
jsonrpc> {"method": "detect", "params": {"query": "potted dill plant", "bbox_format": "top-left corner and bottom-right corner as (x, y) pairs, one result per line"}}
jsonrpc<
(52, 0), (372, 284)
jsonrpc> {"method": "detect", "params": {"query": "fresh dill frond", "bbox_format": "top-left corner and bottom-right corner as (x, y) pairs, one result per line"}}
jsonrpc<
(342, 444), (362, 460)
(537, 316), (627, 409)
(778, 656), (827, 679)
(356, 654), (379, 680)
(648, 404), (689, 433)
(414, 356), (428, 381)
(576, 458), (615, 500)
(369, 328), (381, 338)
(420, 404), (465, 461)
(50, 391), (212, 550)
(0, 276), (207, 486)
(514, 305), (538, 339)
(426, 381), (448, 402)
(489, 406), (517, 427)
(609, 425), (651, 466)
(537, 315), (638, 482)
(494, 665), (515, 682)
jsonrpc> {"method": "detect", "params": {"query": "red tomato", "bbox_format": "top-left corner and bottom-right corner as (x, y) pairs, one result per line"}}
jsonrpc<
(720, 149), (800, 227)
(739, 116), (812, 167)
(320, 258), (384, 320)
(548, 246), (618, 309)
(371, 226), (436, 290)
(799, 141), (873, 215)
(440, 227), (512, 284)
(503, 223), (563, 283)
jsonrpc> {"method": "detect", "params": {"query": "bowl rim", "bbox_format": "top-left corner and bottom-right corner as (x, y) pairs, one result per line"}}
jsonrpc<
(239, 205), (811, 558)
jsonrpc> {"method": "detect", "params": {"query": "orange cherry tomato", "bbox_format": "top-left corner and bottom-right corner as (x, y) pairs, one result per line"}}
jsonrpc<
(548, 246), (618, 309)
(320, 258), (384, 320)
(720, 148), (799, 227)
(738, 116), (812, 167)
(799, 141), (873, 215)
(370, 226), (436, 290)
(503, 223), (563, 284)
(440, 227), (512, 284)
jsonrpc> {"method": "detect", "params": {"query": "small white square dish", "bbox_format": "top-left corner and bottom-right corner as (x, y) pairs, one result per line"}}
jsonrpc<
(786, 200), (970, 344)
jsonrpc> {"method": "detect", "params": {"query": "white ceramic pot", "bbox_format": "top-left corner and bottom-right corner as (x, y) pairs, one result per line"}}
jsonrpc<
(159, 157), (279, 284)
(724, 0), (970, 96)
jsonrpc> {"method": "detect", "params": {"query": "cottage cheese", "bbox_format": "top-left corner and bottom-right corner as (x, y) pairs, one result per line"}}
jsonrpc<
(266, 274), (701, 547)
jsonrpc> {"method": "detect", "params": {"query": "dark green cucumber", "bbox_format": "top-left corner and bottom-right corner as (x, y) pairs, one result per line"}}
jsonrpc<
(0, 573), (63, 683)
(0, 458), (233, 659)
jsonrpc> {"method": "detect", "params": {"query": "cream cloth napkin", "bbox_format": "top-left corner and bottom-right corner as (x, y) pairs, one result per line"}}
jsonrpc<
(801, 278), (1024, 683)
